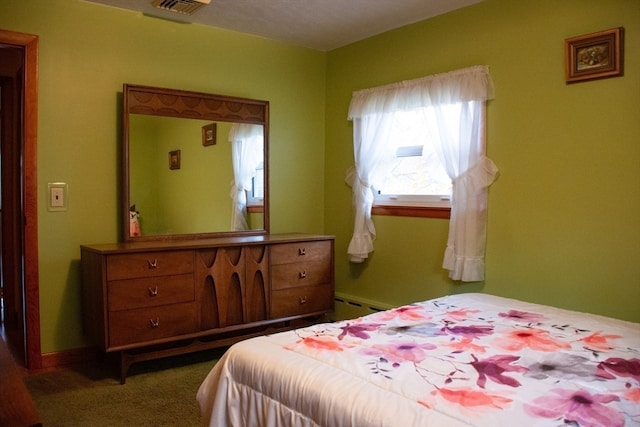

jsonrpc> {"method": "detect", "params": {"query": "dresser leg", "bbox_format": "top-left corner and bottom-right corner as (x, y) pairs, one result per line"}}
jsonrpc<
(120, 351), (132, 384)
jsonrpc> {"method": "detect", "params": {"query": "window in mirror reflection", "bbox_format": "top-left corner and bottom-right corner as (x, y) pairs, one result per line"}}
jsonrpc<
(248, 161), (264, 206)
(229, 123), (264, 231)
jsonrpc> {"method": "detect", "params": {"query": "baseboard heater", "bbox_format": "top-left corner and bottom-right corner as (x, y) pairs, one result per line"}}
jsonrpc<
(328, 292), (394, 321)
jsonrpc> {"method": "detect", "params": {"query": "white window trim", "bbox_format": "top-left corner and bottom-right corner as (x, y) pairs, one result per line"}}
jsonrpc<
(373, 193), (450, 208)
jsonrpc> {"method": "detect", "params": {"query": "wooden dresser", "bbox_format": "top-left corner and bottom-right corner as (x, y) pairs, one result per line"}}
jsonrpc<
(81, 233), (334, 382)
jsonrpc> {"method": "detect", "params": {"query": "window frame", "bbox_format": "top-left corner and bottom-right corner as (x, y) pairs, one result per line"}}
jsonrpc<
(370, 114), (452, 219)
(372, 203), (450, 219)
(246, 161), (264, 212)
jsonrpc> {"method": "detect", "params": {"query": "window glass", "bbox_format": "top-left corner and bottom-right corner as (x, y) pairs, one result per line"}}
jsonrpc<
(374, 108), (452, 207)
(248, 161), (264, 206)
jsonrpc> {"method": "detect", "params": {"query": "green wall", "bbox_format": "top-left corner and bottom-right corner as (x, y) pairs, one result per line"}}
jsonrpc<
(325, 0), (640, 322)
(0, 0), (638, 356)
(130, 116), (237, 235)
(0, 0), (326, 353)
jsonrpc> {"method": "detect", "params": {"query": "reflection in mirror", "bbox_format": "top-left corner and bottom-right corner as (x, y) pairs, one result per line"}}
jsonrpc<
(228, 123), (264, 231)
(129, 116), (264, 236)
(123, 84), (269, 242)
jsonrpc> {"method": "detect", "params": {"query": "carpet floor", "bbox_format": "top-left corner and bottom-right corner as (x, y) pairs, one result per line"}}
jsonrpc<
(24, 349), (224, 427)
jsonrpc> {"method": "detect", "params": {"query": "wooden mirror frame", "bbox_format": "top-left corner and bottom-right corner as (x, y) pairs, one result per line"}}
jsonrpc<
(122, 84), (269, 242)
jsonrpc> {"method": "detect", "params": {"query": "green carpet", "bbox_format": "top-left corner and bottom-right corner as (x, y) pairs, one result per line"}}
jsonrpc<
(24, 350), (224, 427)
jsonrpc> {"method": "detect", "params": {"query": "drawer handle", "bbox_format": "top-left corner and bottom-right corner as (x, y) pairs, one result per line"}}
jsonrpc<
(299, 271), (307, 279)
(149, 318), (160, 328)
(299, 296), (307, 305)
(148, 286), (159, 297)
(298, 248), (306, 256)
(147, 258), (158, 269)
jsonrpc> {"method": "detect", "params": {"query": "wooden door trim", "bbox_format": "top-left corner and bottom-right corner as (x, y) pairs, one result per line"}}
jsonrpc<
(0, 29), (41, 370)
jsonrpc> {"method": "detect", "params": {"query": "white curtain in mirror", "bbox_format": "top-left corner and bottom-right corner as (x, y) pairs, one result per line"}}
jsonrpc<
(229, 124), (264, 231)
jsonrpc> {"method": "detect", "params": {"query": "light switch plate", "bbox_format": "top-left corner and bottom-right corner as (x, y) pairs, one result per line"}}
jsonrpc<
(48, 182), (68, 211)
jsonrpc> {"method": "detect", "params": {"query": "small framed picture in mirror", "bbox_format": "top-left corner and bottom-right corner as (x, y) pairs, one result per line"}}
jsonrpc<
(202, 123), (217, 146)
(169, 150), (181, 170)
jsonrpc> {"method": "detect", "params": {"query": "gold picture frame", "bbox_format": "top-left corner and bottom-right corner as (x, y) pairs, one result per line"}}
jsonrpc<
(565, 27), (624, 84)
(169, 150), (181, 170)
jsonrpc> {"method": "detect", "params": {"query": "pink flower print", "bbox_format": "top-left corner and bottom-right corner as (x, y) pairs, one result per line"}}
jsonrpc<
(596, 357), (640, 382)
(337, 323), (382, 340)
(372, 305), (431, 322)
(445, 337), (487, 354)
(285, 336), (349, 352)
(524, 388), (624, 427)
(421, 387), (512, 410)
(498, 309), (544, 323)
(580, 331), (622, 351)
(363, 340), (436, 364)
(494, 328), (571, 352)
(470, 354), (528, 388)
(445, 324), (494, 339)
(625, 387), (640, 403)
(445, 308), (480, 321)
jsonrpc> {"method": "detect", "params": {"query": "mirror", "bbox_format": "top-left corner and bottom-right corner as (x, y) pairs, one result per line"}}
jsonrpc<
(122, 84), (269, 242)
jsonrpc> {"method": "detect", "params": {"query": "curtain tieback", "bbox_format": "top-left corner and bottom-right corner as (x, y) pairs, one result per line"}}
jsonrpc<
(451, 156), (499, 191)
(345, 166), (372, 190)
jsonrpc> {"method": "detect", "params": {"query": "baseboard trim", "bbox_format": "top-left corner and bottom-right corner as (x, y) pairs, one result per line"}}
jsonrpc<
(37, 346), (98, 371)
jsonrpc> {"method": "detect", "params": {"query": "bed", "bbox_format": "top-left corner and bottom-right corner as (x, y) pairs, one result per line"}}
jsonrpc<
(197, 293), (640, 427)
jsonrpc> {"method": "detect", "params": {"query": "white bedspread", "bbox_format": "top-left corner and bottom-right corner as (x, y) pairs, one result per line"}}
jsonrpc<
(197, 293), (640, 427)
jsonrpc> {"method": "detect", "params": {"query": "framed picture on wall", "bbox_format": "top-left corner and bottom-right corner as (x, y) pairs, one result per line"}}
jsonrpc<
(169, 150), (181, 170)
(202, 123), (217, 146)
(565, 27), (624, 84)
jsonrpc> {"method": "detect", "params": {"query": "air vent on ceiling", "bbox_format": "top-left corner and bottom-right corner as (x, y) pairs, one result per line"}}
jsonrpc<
(152, 0), (211, 15)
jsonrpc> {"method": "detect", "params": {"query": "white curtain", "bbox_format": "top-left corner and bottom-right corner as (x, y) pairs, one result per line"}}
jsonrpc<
(347, 65), (497, 281)
(229, 123), (263, 231)
(424, 101), (499, 281)
(344, 113), (397, 262)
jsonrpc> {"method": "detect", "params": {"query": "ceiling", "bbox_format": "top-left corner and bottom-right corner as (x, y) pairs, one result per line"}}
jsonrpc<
(83, 0), (484, 51)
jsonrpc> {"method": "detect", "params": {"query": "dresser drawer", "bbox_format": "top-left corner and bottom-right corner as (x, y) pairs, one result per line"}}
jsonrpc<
(271, 284), (333, 318)
(108, 274), (194, 311)
(270, 241), (331, 265)
(107, 251), (193, 281)
(271, 261), (331, 290)
(108, 302), (197, 348)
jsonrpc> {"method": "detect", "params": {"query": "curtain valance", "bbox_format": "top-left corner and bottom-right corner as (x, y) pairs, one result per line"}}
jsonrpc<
(229, 123), (263, 141)
(348, 65), (494, 119)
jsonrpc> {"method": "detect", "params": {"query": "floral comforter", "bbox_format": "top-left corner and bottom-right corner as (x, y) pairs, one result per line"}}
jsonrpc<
(198, 293), (640, 427)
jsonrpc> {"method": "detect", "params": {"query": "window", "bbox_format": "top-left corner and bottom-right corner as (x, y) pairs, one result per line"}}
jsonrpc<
(345, 65), (498, 282)
(229, 123), (264, 230)
(372, 108), (453, 213)
(247, 161), (264, 211)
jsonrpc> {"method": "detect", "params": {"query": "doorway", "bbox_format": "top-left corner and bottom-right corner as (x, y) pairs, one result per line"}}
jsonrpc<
(0, 44), (25, 361)
(0, 29), (40, 370)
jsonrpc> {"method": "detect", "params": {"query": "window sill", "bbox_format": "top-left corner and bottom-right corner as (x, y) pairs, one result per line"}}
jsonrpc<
(372, 204), (450, 219)
(247, 205), (264, 214)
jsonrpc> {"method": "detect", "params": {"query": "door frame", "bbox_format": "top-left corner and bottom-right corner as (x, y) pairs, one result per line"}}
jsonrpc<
(0, 29), (40, 370)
